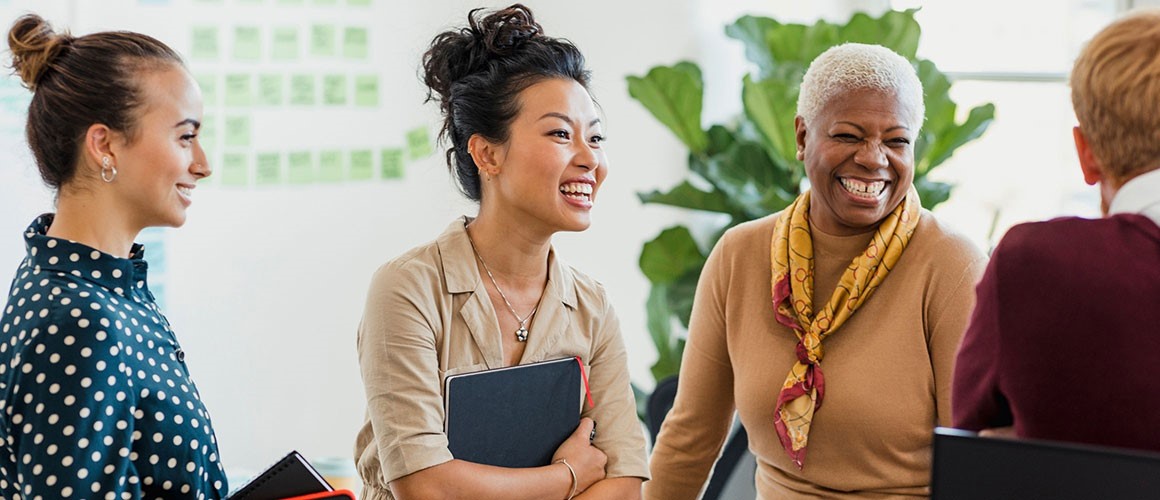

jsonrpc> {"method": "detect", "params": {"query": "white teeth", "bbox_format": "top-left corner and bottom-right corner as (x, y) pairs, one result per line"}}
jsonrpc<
(839, 178), (885, 198)
(559, 182), (593, 196)
(177, 186), (193, 197)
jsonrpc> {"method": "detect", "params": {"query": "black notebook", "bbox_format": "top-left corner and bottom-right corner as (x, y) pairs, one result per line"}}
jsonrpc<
(228, 450), (334, 500)
(444, 357), (583, 468)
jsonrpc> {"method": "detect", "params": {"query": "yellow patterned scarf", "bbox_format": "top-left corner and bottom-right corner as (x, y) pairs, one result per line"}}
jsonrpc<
(771, 186), (920, 469)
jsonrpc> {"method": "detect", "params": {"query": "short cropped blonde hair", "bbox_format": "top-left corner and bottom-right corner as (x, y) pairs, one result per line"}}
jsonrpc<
(1071, 9), (1160, 180)
(797, 43), (924, 129)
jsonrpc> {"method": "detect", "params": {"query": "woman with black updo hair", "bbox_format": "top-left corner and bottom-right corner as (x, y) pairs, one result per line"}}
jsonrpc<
(353, 4), (648, 500)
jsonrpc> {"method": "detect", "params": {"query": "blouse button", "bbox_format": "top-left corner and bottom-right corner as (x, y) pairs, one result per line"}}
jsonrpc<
(176, 349), (186, 362)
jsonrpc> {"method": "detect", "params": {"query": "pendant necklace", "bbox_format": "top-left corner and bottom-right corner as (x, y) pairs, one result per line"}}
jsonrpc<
(465, 225), (543, 342)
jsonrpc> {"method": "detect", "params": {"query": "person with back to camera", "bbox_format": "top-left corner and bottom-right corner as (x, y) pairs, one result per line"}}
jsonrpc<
(952, 9), (1160, 451)
(644, 43), (987, 499)
(352, 4), (648, 500)
(0, 13), (227, 500)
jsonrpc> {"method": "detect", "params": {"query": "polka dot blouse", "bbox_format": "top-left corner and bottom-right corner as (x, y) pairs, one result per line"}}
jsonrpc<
(0, 214), (228, 499)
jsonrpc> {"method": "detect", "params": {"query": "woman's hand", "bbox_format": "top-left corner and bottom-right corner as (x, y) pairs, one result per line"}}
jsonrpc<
(552, 417), (607, 494)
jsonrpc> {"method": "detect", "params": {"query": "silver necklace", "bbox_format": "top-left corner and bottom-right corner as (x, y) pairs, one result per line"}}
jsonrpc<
(465, 226), (542, 342)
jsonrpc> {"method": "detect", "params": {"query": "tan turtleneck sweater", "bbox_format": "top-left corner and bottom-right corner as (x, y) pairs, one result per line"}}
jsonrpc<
(646, 210), (986, 499)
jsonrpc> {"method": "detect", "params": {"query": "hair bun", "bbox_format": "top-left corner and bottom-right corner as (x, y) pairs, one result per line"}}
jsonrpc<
(7, 14), (74, 90)
(422, 4), (543, 106)
(476, 4), (541, 56)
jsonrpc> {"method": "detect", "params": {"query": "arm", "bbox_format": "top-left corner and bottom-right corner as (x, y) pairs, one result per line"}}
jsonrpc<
(644, 232), (738, 500)
(358, 264), (603, 500)
(927, 252), (989, 426)
(11, 312), (143, 498)
(951, 249), (1013, 430)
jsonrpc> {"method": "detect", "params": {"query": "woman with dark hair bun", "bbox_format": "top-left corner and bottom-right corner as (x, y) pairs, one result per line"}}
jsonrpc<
(353, 4), (648, 499)
(0, 13), (226, 499)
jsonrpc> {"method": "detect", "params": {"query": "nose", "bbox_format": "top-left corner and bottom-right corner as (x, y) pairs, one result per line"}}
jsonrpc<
(574, 141), (600, 171)
(854, 141), (888, 170)
(192, 140), (212, 179)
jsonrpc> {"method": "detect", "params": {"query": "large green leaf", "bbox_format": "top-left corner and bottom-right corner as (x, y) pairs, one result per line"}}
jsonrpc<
(646, 284), (684, 383)
(916, 102), (996, 174)
(637, 180), (737, 215)
(742, 75), (799, 168)
(915, 176), (953, 209)
(840, 10), (920, 58)
(627, 62), (709, 153)
(639, 226), (706, 285)
(799, 20), (841, 63)
(725, 16), (782, 77)
(667, 268), (702, 329)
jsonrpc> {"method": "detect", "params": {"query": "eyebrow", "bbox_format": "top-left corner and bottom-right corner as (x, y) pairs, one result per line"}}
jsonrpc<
(539, 112), (601, 127)
(175, 118), (201, 130)
(836, 121), (910, 133)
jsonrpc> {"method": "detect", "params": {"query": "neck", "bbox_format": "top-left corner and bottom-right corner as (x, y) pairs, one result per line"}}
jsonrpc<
(49, 189), (141, 258)
(466, 211), (551, 287)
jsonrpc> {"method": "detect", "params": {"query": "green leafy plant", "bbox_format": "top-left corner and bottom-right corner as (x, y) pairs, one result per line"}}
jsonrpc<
(627, 9), (994, 414)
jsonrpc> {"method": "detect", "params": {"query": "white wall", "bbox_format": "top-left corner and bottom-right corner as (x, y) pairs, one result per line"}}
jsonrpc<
(0, 0), (862, 479)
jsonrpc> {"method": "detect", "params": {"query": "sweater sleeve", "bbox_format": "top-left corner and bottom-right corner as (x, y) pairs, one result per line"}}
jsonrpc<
(952, 245), (1013, 430)
(644, 229), (738, 500)
(927, 251), (988, 427)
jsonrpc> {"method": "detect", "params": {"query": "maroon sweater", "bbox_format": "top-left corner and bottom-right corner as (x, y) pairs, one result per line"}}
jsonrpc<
(953, 214), (1160, 452)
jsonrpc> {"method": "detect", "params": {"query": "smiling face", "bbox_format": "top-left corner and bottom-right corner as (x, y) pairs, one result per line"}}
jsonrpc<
(109, 65), (209, 229)
(796, 87), (918, 236)
(483, 77), (607, 234)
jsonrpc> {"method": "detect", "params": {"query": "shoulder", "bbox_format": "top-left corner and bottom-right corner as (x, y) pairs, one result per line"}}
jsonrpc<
(560, 262), (611, 312)
(367, 236), (444, 297)
(719, 213), (779, 251)
(904, 211), (987, 277)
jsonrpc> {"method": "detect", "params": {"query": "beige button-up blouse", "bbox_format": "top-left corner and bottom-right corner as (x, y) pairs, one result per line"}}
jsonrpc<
(354, 218), (649, 500)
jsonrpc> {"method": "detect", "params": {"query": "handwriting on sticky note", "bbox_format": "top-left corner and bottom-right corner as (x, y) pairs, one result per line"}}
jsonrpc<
(407, 127), (434, 160)
(323, 74), (347, 106)
(288, 152), (315, 184)
(354, 75), (379, 107)
(195, 73), (218, 107)
(233, 27), (262, 61)
(319, 150), (344, 182)
(290, 75), (315, 105)
(257, 74), (284, 106)
(224, 116), (252, 147)
(224, 74), (253, 107)
(343, 27), (368, 59)
(191, 27), (219, 60)
(349, 150), (373, 180)
(311, 25), (337, 57)
(271, 27), (299, 60)
(256, 153), (283, 184)
(381, 148), (405, 179)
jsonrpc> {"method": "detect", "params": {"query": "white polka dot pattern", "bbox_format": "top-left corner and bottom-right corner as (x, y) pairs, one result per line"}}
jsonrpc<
(0, 215), (228, 499)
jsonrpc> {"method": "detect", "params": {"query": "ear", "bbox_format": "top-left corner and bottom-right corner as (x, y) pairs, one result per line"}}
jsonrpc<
(1073, 126), (1103, 186)
(467, 133), (505, 177)
(82, 123), (117, 174)
(794, 116), (807, 162)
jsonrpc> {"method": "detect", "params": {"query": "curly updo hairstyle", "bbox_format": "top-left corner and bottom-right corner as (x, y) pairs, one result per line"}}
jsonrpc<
(422, 3), (591, 201)
(7, 14), (184, 190)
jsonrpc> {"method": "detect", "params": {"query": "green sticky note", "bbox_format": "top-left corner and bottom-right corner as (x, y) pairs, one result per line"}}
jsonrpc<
(381, 148), (405, 179)
(224, 116), (252, 147)
(354, 75), (378, 107)
(224, 73), (253, 107)
(407, 127), (434, 160)
(271, 27), (299, 60)
(313, 0), (338, 4)
(310, 25), (337, 57)
(319, 150), (344, 182)
(257, 74), (284, 106)
(349, 150), (373, 180)
(322, 74), (347, 106)
(288, 151), (315, 184)
(255, 153), (283, 184)
(198, 114), (217, 150)
(221, 153), (249, 186)
(195, 73), (218, 107)
(233, 27), (262, 61)
(348, 0), (371, 5)
(343, 27), (368, 59)
(289, 74), (315, 105)
(191, 27), (219, 60)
